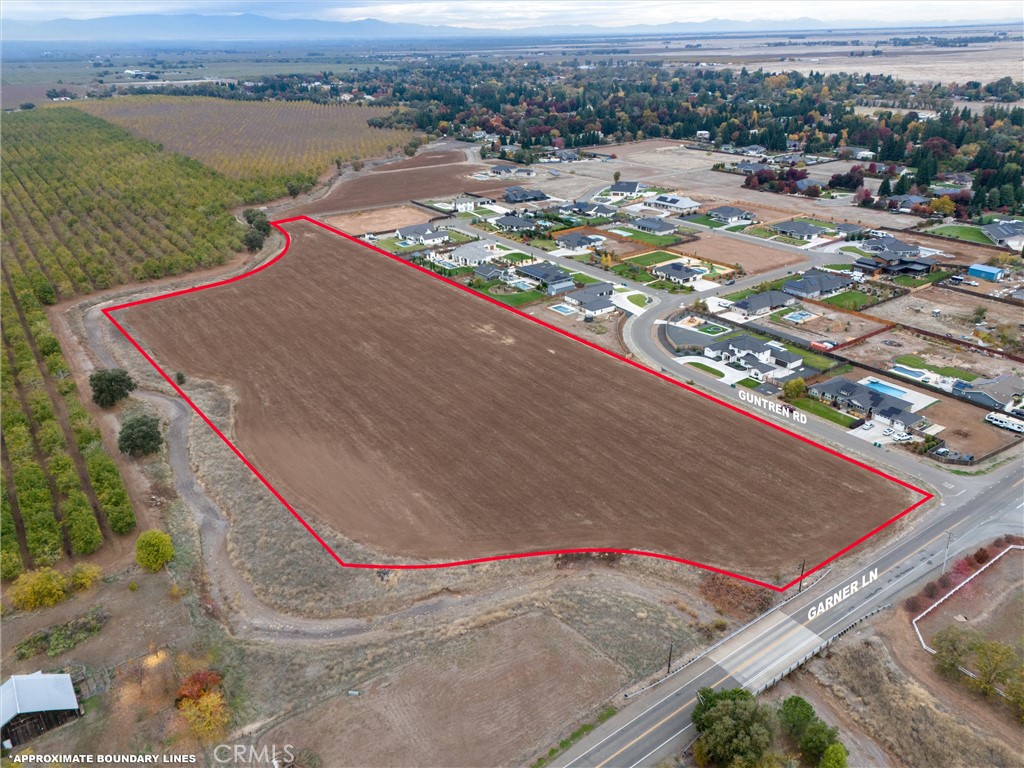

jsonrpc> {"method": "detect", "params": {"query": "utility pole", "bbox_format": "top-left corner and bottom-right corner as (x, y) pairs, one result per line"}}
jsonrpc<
(797, 559), (806, 593)
(941, 530), (954, 575)
(666, 643), (674, 676)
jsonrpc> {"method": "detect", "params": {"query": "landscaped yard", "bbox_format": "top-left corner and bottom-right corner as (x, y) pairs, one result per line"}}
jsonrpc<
(893, 354), (979, 381)
(744, 227), (776, 238)
(618, 228), (682, 247)
(783, 345), (834, 371)
(570, 272), (602, 284)
(687, 362), (725, 378)
(824, 263), (854, 271)
(648, 279), (693, 292)
(683, 214), (726, 228)
(724, 277), (790, 302)
(725, 224), (748, 232)
(892, 270), (952, 287)
(738, 378), (761, 388)
(527, 238), (558, 251)
(839, 245), (872, 257)
(795, 217), (837, 231)
(821, 290), (872, 311)
(610, 263), (657, 283)
(627, 250), (678, 267)
(928, 225), (995, 245)
(773, 235), (811, 246)
(375, 237), (429, 254)
(789, 397), (857, 428)
(501, 251), (533, 263)
(627, 294), (649, 308)
(447, 230), (476, 244)
(696, 323), (729, 335)
(482, 285), (546, 307)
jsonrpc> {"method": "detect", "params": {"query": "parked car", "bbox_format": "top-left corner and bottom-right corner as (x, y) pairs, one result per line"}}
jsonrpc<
(861, 422), (875, 431)
(882, 428), (894, 436)
(725, 279), (736, 285)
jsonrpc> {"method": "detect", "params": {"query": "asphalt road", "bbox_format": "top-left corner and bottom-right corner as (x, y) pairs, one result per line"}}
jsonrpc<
(559, 462), (1023, 767)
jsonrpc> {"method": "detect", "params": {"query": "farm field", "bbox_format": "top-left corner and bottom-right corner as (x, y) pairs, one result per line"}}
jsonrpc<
(118, 219), (920, 582)
(74, 96), (414, 194)
(918, 548), (1023, 666)
(261, 613), (625, 768)
(322, 205), (437, 236)
(369, 149), (465, 172)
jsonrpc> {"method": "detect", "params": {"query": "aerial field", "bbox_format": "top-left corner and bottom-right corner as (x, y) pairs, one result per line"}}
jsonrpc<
(322, 205), (437, 235)
(114, 218), (925, 586)
(369, 149), (466, 172)
(73, 95), (413, 180)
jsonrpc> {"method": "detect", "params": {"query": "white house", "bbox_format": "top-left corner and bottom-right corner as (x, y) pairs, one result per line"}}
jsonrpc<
(448, 240), (502, 267)
(395, 223), (448, 246)
(707, 206), (756, 225)
(648, 194), (700, 215)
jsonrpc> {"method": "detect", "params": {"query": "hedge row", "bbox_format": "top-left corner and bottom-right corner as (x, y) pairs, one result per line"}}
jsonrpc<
(85, 449), (135, 534)
(1, 477), (25, 580)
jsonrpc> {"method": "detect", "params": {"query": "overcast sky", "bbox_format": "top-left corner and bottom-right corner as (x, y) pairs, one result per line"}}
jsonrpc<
(4, 0), (1022, 27)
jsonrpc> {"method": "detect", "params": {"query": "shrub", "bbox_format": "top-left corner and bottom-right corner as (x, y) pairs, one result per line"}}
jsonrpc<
(177, 670), (223, 704)
(779, 695), (816, 739)
(9, 568), (68, 610)
(174, 371), (186, 385)
(903, 594), (923, 613)
(937, 574), (952, 589)
(179, 690), (230, 740)
(118, 414), (163, 457)
(69, 562), (101, 591)
(89, 368), (136, 408)
(973, 547), (990, 565)
(135, 529), (174, 572)
(923, 581), (938, 599)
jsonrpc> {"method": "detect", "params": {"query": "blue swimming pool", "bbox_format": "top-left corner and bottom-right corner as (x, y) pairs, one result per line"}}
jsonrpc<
(510, 279), (533, 290)
(892, 365), (928, 380)
(434, 259), (458, 269)
(549, 304), (576, 316)
(866, 379), (909, 399)
(784, 310), (814, 323)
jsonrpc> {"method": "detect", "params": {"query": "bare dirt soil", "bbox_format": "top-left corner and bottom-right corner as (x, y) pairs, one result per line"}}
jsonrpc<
(520, 301), (631, 358)
(322, 205), (437, 235)
(369, 149), (466, 172)
(866, 287), (1023, 346)
(885, 229), (1009, 265)
(293, 164), (505, 215)
(680, 234), (803, 274)
(118, 219), (919, 579)
(260, 613), (624, 768)
(846, 365), (1018, 456)
(918, 549), (1024, 660)
(842, 328), (1024, 382)
(758, 306), (888, 346)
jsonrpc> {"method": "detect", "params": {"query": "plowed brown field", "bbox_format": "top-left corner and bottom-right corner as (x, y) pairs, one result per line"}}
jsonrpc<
(117, 219), (923, 581)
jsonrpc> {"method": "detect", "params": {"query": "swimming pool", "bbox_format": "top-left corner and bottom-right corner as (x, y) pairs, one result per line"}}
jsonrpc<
(433, 259), (458, 269)
(784, 310), (814, 323)
(549, 304), (576, 316)
(510, 279), (534, 290)
(891, 365), (928, 380)
(866, 378), (910, 399)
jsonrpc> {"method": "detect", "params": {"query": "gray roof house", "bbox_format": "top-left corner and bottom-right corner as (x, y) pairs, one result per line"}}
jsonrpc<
(560, 201), (617, 218)
(517, 262), (575, 295)
(608, 181), (643, 196)
(474, 264), (503, 281)
(648, 194), (700, 214)
(703, 335), (802, 380)
(783, 269), (852, 299)
(2, 673), (80, 747)
(504, 186), (547, 203)
(493, 214), (536, 231)
(448, 240), (501, 267)
(737, 162), (772, 174)
(952, 374), (1024, 410)
(564, 282), (616, 316)
(771, 221), (829, 240)
(395, 223), (448, 245)
(732, 290), (796, 317)
(651, 262), (700, 285)
(633, 217), (676, 235)
(707, 206), (756, 224)
(861, 236), (918, 256)
(809, 377), (925, 430)
(982, 220), (1024, 249)
(556, 232), (599, 250)
(835, 223), (865, 237)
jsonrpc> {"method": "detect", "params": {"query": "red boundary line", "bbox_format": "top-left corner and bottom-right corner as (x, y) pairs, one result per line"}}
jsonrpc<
(103, 215), (933, 592)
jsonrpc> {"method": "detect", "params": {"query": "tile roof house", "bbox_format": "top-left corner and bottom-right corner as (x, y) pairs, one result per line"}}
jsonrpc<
(732, 290), (796, 317)
(394, 223), (449, 245)
(809, 377), (925, 430)
(771, 221), (829, 240)
(647, 194), (700, 215)
(632, 217), (676, 235)
(783, 269), (852, 299)
(707, 206), (756, 224)
(504, 186), (548, 203)
(651, 262), (700, 285)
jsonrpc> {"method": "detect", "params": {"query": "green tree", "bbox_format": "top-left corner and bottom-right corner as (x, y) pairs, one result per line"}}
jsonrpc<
(613, 171), (621, 182)
(698, 697), (777, 768)
(782, 377), (807, 402)
(893, 173), (911, 196)
(972, 306), (987, 323)
(932, 625), (982, 676)
(819, 742), (849, 768)
(692, 687), (754, 732)
(118, 414), (163, 457)
(135, 529), (174, 572)
(877, 176), (892, 197)
(779, 695), (816, 739)
(970, 641), (1016, 696)
(243, 228), (265, 253)
(89, 368), (136, 408)
(1004, 665), (1024, 723)
(800, 719), (840, 765)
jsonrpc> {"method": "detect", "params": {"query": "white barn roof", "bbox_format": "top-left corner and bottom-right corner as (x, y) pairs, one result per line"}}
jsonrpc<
(1, 673), (78, 727)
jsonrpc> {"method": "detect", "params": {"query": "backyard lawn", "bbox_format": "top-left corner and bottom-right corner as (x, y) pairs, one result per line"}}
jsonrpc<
(744, 227), (776, 238)
(892, 270), (952, 287)
(795, 217), (838, 230)
(687, 362), (725, 378)
(893, 355), (979, 381)
(821, 290), (872, 311)
(619, 228), (682, 247)
(824, 263), (854, 270)
(683, 214), (726, 228)
(773, 235), (811, 246)
(611, 263), (657, 283)
(738, 378), (761, 388)
(483, 286), (546, 307)
(627, 250), (678, 267)
(928, 225), (995, 245)
(789, 397), (857, 428)
(501, 251), (532, 263)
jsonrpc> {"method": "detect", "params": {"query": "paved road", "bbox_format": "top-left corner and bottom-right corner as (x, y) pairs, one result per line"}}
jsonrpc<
(559, 462), (1023, 767)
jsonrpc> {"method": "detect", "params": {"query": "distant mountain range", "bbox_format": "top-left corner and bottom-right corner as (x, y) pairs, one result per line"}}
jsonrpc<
(2, 13), (1008, 42)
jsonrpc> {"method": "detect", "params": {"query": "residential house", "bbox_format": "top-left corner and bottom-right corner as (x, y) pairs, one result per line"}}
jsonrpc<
(553, 149), (579, 162)
(809, 377), (925, 430)
(736, 161), (772, 174)
(952, 374), (1024, 411)
(608, 181), (643, 198)
(703, 335), (803, 381)
(632, 217), (676, 235)
(837, 145), (876, 161)
(981, 220), (1024, 250)
(2, 673), (81, 747)
(783, 269), (852, 299)
(835, 223), (865, 239)
(695, 130), (712, 141)
(772, 152), (806, 165)
(651, 262), (700, 285)
(448, 240), (502, 267)
(394, 223), (449, 246)
(473, 263), (504, 281)
(559, 201), (617, 218)
(490, 164), (535, 179)
(731, 290), (796, 317)
(886, 194), (930, 213)
(564, 282), (617, 317)
(517, 262), (576, 295)
(556, 232), (600, 250)
(504, 186), (548, 204)
(771, 221), (829, 241)
(741, 144), (768, 156)
(453, 197), (479, 213)
(493, 214), (536, 232)
(648, 194), (700, 215)
(861, 236), (919, 257)
(707, 206), (756, 225)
